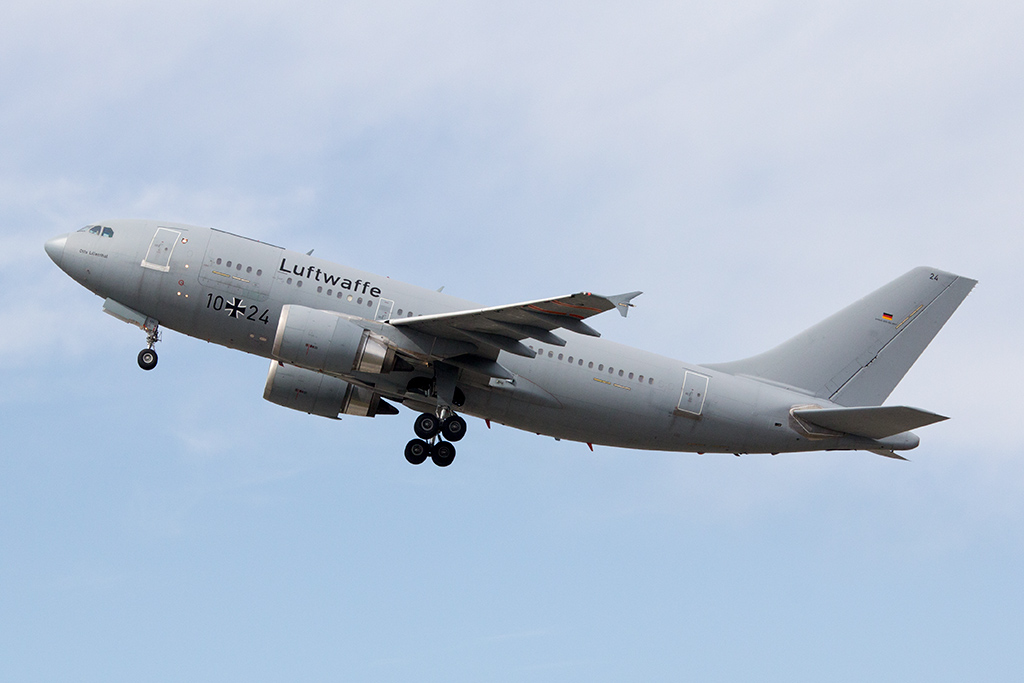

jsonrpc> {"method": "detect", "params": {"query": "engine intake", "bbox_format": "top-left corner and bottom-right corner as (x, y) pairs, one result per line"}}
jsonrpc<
(263, 361), (397, 418)
(272, 304), (399, 375)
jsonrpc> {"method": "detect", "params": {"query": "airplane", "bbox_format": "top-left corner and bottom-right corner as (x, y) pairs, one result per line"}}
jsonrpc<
(44, 219), (976, 466)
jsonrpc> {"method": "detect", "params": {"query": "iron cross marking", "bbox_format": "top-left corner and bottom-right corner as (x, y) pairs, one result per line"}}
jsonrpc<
(225, 297), (246, 318)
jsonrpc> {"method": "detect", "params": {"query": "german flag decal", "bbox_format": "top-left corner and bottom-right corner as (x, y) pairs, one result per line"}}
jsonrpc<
(882, 312), (893, 321)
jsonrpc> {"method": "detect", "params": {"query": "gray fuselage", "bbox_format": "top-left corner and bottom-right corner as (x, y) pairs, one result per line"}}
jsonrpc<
(46, 219), (920, 455)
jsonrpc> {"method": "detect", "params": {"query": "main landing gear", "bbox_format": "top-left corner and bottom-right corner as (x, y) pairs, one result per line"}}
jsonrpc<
(137, 322), (161, 371)
(404, 409), (467, 467)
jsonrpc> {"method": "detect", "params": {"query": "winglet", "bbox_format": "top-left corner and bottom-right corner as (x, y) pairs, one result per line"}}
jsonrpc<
(601, 291), (643, 318)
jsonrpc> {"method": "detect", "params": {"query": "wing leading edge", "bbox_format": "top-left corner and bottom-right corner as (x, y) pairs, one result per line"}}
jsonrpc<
(389, 291), (641, 374)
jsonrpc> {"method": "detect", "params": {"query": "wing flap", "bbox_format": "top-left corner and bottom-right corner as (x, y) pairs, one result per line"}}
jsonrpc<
(442, 354), (515, 380)
(792, 405), (948, 439)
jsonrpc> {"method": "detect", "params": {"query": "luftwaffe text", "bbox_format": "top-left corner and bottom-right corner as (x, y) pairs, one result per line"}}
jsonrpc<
(279, 258), (382, 297)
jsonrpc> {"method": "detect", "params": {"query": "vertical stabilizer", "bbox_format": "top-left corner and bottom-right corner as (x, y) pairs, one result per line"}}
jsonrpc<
(707, 267), (976, 406)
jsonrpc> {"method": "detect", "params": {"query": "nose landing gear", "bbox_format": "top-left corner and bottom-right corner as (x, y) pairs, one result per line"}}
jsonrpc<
(405, 409), (466, 467)
(137, 322), (161, 370)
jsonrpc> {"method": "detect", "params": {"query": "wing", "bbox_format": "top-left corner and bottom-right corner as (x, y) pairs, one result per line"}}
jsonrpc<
(390, 291), (641, 378)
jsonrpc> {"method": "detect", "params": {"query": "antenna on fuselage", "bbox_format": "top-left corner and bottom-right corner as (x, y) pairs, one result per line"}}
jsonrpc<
(306, 249), (314, 256)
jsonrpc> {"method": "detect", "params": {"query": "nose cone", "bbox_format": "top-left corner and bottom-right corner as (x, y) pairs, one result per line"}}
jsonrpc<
(45, 233), (68, 268)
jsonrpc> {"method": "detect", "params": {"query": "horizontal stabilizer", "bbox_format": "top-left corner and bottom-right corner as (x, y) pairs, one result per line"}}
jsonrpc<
(793, 405), (948, 439)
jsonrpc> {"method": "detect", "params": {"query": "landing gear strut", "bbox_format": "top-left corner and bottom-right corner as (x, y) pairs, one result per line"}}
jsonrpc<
(405, 408), (466, 467)
(404, 362), (467, 467)
(137, 322), (161, 371)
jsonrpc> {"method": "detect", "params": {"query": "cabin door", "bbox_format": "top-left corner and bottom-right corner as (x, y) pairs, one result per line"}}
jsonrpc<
(676, 371), (710, 416)
(141, 228), (182, 272)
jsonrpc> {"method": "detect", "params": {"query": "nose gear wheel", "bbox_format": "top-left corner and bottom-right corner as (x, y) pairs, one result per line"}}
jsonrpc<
(137, 348), (158, 370)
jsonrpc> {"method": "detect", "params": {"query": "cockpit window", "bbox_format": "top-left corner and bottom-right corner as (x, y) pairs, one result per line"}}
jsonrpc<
(78, 224), (114, 237)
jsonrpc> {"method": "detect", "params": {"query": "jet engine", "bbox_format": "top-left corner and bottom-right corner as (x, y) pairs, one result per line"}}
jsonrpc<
(272, 304), (401, 375)
(263, 361), (398, 418)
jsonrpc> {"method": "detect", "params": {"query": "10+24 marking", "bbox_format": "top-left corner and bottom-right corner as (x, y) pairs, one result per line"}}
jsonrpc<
(206, 293), (270, 324)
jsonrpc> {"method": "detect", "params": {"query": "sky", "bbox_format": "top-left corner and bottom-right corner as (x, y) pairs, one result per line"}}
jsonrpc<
(2, 1), (1022, 680)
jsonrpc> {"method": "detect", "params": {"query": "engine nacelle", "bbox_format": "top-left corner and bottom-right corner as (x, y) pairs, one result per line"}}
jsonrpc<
(263, 361), (396, 418)
(272, 304), (399, 375)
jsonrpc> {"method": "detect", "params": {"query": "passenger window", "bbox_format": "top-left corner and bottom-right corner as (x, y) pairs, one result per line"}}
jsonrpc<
(236, 263), (242, 271)
(609, 367), (614, 374)
(297, 281), (303, 288)
(317, 286), (323, 293)
(397, 309), (403, 316)
(628, 372), (634, 380)
(558, 353), (563, 361)
(357, 297), (362, 304)
(618, 369), (624, 377)
(588, 362), (594, 369)
(327, 289), (332, 296)
(639, 375), (644, 382)
(598, 364), (604, 371)
(256, 269), (262, 276)
(286, 277), (293, 285)
(548, 351), (553, 358)
(568, 356), (573, 363)
(247, 266), (252, 273)
(648, 377), (654, 385)
(216, 258), (222, 265)
(226, 261), (232, 268)
(578, 359), (583, 366)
